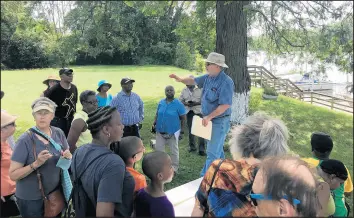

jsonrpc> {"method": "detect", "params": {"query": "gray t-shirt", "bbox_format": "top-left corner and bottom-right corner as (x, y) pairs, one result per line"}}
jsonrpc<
(11, 127), (69, 200)
(71, 143), (135, 217)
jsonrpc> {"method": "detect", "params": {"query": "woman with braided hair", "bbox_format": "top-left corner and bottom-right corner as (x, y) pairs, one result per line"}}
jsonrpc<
(71, 106), (135, 217)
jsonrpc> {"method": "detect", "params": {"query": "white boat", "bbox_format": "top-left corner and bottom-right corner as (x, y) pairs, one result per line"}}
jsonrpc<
(280, 73), (334, 92)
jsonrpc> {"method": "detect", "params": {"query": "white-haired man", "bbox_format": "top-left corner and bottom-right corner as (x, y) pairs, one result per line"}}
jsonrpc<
(170, 52), (234, 176)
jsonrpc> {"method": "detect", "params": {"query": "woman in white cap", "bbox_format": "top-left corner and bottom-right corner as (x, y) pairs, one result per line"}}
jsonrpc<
(40, 75), (60, 97)
(96, 80), (113, 107)
(1, 111), (20, 217)
(9, 97), (72, 217)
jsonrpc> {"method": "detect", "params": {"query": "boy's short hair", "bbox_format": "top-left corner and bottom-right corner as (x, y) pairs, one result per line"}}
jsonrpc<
(117, 136), (143, 163)
(142, 151), (169, 180)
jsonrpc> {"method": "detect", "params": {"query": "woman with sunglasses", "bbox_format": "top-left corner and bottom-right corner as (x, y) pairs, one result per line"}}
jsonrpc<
(67, 90), (98, 153)
(1, 111), (20, 217)
(191, 112), (289, 217)
(9, 97), (72, 217)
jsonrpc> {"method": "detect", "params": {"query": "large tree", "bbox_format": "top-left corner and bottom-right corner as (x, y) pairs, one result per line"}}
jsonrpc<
(216, 1), (250, 124)
(215, 1), (352, 124)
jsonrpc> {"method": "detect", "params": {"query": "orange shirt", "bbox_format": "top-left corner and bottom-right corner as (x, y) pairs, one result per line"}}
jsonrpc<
(127, 167), (147, 192)
(1, 141), (16, 196)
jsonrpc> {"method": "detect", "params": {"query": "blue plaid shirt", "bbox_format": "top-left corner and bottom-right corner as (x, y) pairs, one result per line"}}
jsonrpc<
(194, 71), (234, 118)
(110, 91), (144, 126)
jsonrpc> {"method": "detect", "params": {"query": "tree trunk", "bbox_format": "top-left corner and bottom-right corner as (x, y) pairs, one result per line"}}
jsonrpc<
(216, 1), (251, 125)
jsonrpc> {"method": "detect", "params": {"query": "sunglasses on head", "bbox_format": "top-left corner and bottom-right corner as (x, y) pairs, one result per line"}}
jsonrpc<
(249, 190), (301, 207)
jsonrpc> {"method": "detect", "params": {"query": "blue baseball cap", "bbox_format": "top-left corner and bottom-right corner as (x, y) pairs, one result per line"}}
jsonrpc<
(97, 80), (112, 91)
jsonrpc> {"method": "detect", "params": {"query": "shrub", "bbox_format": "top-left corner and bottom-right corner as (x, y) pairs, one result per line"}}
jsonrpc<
(194, 51), (205, 74)
(174, 42), (194, 71)
(249, 91), (262, 114)
(263, 85), (278, 96)
(148, 42), (174, 65)
(2, 34), (49, 69)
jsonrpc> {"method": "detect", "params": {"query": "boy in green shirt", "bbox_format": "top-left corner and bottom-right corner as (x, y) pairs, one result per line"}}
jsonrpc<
(302, 132), (353, 217)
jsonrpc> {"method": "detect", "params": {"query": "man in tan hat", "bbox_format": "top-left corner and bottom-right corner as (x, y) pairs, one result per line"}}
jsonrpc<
(170, 52), (234, 176)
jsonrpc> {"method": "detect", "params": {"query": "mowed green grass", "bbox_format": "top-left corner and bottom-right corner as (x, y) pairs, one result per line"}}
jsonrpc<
(1, 65), (353, 209)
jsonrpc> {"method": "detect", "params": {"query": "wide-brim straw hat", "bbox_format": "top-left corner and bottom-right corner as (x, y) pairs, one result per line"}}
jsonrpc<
(43, 75), (60, 85)
(1, 110), (18, 128)
(204, 52), (229, 68)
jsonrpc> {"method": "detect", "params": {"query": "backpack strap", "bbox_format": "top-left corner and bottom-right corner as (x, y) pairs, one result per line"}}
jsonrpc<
(74, 150), (112, 182)
(203, 159), (224, 217)
(64, 150), (112, 218)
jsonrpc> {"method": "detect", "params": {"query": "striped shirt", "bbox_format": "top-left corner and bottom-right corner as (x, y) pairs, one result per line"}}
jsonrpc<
(110, 91), (144, 126)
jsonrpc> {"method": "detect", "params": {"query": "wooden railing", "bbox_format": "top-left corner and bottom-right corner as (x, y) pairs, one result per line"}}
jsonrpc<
(247, 65), (353, 114)
(302, 91), (353, 113)
(248, 65), (304, 99)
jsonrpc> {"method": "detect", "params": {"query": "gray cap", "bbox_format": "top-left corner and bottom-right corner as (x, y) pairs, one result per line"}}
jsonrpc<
(31, 97), (57, 113)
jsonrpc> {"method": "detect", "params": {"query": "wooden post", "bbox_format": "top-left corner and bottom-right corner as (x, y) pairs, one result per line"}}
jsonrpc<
(285, 80), (289, 96)
(260, 71), (263, 87)
(331, 97), (334, 110)
(273, 78), (276, 89)
(310, 92), (313, 104)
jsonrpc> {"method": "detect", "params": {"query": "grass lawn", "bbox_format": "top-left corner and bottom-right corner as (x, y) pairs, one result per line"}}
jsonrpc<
(1, 65), (353, 210)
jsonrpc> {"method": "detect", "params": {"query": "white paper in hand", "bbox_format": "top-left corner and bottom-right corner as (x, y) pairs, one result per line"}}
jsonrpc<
(191, 115), (212, 140)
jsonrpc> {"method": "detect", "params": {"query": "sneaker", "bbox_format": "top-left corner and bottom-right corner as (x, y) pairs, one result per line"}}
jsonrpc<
(188, 148), (197, 152)
(199, 151), (206, 156)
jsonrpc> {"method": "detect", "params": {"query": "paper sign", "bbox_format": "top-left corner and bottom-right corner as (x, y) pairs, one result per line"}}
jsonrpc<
(56, 157), (72, 170)
(191, 115), (212, 140)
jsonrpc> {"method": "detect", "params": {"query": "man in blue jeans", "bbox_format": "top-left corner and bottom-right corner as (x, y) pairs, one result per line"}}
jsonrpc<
(170, 52), (234, 176)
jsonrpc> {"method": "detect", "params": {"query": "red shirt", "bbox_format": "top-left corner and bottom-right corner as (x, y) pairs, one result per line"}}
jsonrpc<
(127, 167), (147, 192)
(1, 141), (16, 196)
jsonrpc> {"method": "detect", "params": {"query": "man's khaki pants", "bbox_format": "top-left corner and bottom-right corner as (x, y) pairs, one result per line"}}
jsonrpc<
(155, 132), (179, 172)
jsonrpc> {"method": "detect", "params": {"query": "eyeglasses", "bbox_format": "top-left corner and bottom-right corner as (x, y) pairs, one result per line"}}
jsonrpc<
(205, 62), (215, 67)
(85, 100), (98, 105)
(132, 148), (145, 158)
(249, 190), (301, 206)
(3, 122), (16, 128)
(61, 72), (73, 76)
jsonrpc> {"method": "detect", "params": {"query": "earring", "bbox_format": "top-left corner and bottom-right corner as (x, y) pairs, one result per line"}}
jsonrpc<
(107, 133), (111, 138)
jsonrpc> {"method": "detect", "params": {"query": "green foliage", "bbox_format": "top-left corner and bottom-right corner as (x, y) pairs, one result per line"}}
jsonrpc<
(195, 52), (206, 74)
(174, 42), (194, 71)
(262, 85), (278, 96)
(249, 89), (262, 114)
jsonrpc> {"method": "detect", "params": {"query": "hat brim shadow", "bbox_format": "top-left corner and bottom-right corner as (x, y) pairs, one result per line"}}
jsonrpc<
(203, 59), (228, 68)
(97, 83), (112, 92)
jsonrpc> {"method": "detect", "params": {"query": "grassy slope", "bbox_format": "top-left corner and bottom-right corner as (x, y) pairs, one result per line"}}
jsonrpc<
(1, 65), (353, 207)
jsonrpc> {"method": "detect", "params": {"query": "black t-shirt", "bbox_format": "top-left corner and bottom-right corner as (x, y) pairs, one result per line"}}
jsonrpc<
(44, 83), (78, 119)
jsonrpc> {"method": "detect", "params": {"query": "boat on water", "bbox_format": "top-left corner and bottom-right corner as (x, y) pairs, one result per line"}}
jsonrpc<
(294, 73), (333, 91)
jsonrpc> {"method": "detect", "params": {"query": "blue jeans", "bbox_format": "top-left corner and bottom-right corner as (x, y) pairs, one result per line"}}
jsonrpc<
(16, 197), (44, 217)
(200, 116), (231, 177)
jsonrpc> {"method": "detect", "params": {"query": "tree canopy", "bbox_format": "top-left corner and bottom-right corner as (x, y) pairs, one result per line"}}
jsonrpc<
(1, 0), (352, 75)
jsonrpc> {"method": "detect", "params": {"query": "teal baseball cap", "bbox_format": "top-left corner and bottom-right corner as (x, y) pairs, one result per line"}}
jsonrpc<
(97, 80), (112, 92)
